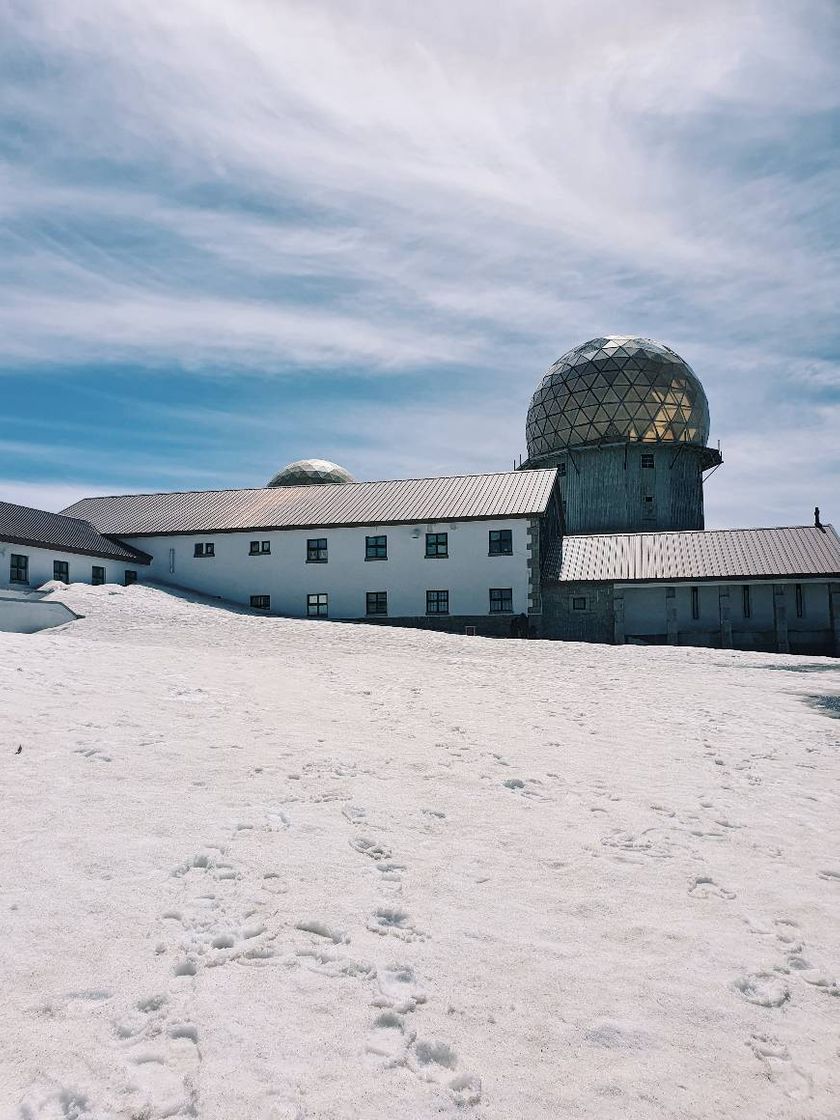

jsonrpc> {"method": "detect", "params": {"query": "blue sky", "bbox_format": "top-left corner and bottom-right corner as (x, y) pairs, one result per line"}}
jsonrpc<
(2, 1), (838, 528)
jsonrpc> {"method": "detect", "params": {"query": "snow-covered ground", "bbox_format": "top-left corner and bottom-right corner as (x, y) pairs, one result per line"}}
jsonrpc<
(3, 583), (840, 1120)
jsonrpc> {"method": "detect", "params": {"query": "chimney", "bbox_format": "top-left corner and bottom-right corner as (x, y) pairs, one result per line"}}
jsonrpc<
(814, 506), (824, 531)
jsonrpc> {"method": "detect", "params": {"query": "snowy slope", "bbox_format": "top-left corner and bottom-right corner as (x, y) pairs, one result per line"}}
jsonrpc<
(2, 584), (839, 1120)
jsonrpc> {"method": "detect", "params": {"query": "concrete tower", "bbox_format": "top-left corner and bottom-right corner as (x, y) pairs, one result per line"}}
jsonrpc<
(523, 336), (721, 534)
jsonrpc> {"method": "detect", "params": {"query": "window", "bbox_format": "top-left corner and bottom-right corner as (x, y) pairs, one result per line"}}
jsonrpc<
(53, 560), (69, 583)
(489, 588), (513, 613)
(795, 583), (804, 618)
(691, 587), (700, 620)
(250, 540), (271, 555)
(557, 462), (567, 477)
(489, 529), (513, 556)
(91, 565), (106, 586)
(366, 591), (388, 616)
(194, 542), (215, 558)
(641, 452), (655, 469)
(10, 554), (28, 583)
(307, 593), (328, 617)
(426, 589), (449, 614)
(425, 532), (448, 558)
(365, 535), (387, 561)
(307, 538), (328, 563)
(250, 594), (270, 611)
(742, 585), (752, 619)
(124, 570), (138, 586)
(642, 495), (655, 518)
(572, 596), (587, 611)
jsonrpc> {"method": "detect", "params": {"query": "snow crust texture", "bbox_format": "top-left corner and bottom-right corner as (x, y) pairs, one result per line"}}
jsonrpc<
(3, 584), (840, 1119)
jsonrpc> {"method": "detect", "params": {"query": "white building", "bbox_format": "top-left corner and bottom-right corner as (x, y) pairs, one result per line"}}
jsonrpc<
(2, 338), (840, 653)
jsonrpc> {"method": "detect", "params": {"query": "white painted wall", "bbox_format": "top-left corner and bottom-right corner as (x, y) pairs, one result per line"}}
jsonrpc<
(0, 540), (142, 590)
(125, 518), (531, 619)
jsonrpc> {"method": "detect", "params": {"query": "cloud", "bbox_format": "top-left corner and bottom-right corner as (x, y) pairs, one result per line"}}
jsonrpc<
(1, 0), (838, 524)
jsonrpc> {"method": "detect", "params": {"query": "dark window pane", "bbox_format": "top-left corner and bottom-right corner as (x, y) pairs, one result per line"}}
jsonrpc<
(10, 554), (29, 583)
(572, 596), (586, 610)
(489, 588), (513, 613)
(488, 529), (512, 555)
(307, 538), (328, 563)
(366, 535), (387, 560)
(249, 540), (260, 554)
(366, 591), (388, 615)
(53, 560), (69, 582)
(426, 589), (449, 614)
(250, 594), (270, 610)
(124, 570), (138, 586)
(91, 565), (105, 585)
(425, 532), (448, 558)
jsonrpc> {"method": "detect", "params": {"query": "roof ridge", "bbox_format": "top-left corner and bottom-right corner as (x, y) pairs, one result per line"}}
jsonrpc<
(61, 468), (557, 508)
(564, 524), (835, 541)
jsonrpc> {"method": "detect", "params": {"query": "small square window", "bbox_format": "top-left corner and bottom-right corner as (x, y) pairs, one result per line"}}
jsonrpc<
(10, 554), (29, 583)
(124, 570), (138, 586)
(53, 560), (69, 583)
(249, 540), (260, 555)
(489, 529), (512, 556)
(366, 535), (387, 560)
(91, 565), (106, 586)
(641, 453), (655, 469)
(572, 596), (587, 611)
(425, 532), (448, 558)
(194, 542), (215, 557)
(250, 594), (270, 611)
(307, 538), (328, 563)
(489, 588), (513, 613)
(261, 540), (270, 554)
(366, 591), (388, 616)
(307, 592), (328, 618)
(426, 589), (449, 614)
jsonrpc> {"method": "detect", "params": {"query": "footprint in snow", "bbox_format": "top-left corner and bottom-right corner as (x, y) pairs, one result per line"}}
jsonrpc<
(349, 836), (392, 861)
(367, 906), (423, 942)
(732, 973), (790, 1007)
(688, 875), (736, 900)
(373, 964), (427, 1012)
(366, 1010), (413, 1067)
(749, 1035), (812, 1101)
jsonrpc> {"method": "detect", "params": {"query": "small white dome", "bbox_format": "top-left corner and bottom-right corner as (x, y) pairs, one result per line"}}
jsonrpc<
(266, 459), (356, 487)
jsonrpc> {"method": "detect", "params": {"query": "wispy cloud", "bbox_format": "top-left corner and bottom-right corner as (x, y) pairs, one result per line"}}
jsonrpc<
(1, 0), (838, 522)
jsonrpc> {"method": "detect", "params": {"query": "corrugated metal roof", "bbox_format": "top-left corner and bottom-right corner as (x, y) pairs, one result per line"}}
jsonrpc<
(0, 502), (151, 563)
(555, 525), (840, 583)
(61, 470), (559, 536)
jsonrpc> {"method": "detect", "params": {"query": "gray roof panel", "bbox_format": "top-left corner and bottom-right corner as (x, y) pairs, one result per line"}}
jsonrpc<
(61, 470), (559, 537)
(556, 525), (840, 583)
(0, 502), (151, 563)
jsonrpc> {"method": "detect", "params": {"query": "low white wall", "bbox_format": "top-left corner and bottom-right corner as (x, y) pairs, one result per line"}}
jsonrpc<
(126, 518), (531, 619)
(0, 541), (141, 590)
(0, 596), (79, 634)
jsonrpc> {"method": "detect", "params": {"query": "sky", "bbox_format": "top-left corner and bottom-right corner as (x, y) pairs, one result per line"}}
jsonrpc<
(1, 0), (839, 528)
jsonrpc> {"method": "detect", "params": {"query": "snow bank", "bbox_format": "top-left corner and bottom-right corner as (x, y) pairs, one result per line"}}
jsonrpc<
(3, 583), (839, 1119)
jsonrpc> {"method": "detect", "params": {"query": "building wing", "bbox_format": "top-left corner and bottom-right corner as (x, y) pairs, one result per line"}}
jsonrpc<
(60, 470), (559, 536)
(0, 502), (151, 563)
(556, 525), (840, 583)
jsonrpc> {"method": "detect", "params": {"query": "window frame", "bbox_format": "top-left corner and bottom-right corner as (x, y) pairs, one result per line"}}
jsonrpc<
(124, 570), (138, 586)
(366, 591), (388, 616)
(249, 540), (271, 555)
(194, 542), (215, 558)
(425, 532), (449, 559)
(489, 587), (513, 613)
(488, 529), (513, 556)
(307, 592), (329, 618)
(571, 596), (587, 611)
(9, 553), (28, 584)
(426, 589), (449, 615)
(641, 452), (655, 469)
(53, 560), (69, 583)
(250, 594), (270, 611)
(307, 538), (328, 564)
(91, 565), (106, 586)
(365, 534), (388, 561)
